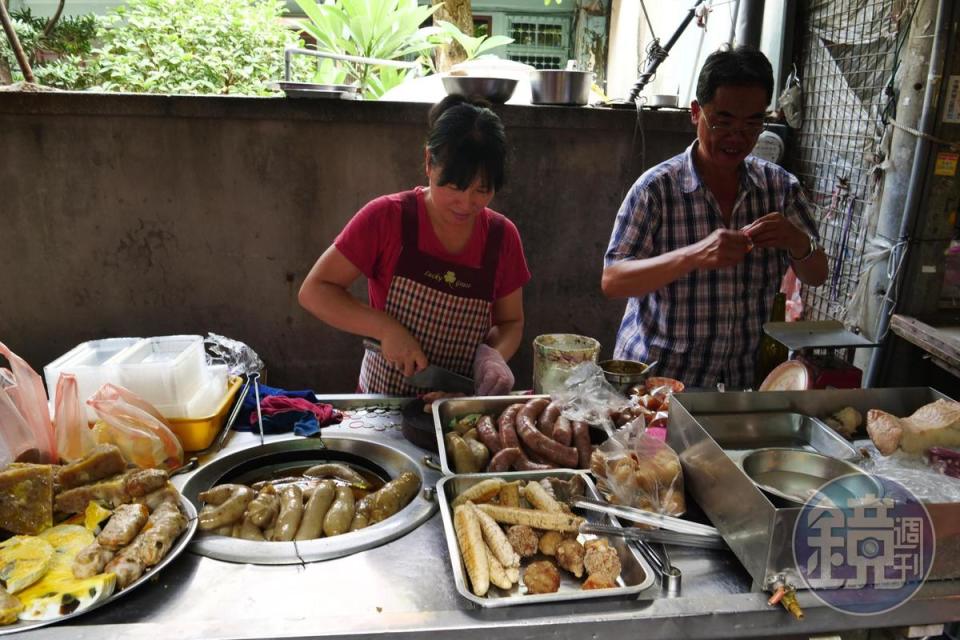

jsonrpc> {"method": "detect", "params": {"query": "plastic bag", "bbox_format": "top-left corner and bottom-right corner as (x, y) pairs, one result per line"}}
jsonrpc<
(553, 362), (628, 432)
(54, 373), (96, 463)
(87, 383), (184, 470)
(778, 65), (803, 129)
(590, 418), (686, 516)
(0, 342), (57, 463)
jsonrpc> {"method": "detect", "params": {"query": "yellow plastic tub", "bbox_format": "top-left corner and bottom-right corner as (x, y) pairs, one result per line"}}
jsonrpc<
(169, 376), (243, 452)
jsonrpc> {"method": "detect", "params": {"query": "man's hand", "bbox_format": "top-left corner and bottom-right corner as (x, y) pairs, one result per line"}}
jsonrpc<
(380, 323), (428, 377)
(692, 228), (752, 269)
(741, 212), (809, 257)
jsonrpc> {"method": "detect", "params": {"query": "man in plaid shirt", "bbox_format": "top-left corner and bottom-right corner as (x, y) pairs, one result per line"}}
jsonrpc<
(602, 48), (828, 389)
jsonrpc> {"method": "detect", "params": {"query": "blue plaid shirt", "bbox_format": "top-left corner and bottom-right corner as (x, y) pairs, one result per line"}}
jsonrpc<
(604, 142), (818, 389)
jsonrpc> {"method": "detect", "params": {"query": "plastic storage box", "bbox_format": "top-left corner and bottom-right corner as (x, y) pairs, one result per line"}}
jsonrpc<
(43, 338), (142, 422)
(112, 335), (205, 407)
(169, 376), (243, 451)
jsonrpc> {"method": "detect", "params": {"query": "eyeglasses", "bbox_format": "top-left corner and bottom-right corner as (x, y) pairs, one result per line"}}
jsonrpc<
(699, 110), (769, 137)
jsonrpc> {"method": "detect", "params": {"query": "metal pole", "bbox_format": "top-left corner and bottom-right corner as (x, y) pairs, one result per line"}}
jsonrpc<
(628, 0), (708, 102)
(734, 0), (764, 49)
(864, 0), (951, 387)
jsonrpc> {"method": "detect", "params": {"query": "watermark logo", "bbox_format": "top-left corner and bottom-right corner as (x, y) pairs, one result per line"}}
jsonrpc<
(792, 474), (935, 615)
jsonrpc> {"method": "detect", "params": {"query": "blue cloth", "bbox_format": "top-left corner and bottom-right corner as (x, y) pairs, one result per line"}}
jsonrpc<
(233, 382), (321, 436)
(604, 141), (819, 388)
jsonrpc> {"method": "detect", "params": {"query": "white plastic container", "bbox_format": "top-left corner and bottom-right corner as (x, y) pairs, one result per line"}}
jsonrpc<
(43, 338), (142, 422)
(154, 364), (228, 419)
(112, 335), (206, 407)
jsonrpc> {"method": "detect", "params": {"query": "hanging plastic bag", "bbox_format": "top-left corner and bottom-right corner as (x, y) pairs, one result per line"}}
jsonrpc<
(0, 342), (57, 463)
(87, 383), (184, 470)
(778, 65), (803, 129)
(54, 373), (96, 463)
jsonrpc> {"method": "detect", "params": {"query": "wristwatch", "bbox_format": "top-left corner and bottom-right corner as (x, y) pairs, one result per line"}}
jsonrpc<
(790, 234), (819, 262)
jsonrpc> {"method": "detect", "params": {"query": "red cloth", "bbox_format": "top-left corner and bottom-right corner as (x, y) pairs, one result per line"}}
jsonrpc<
(334, 187), (531, 311)
(256, 395), (340, 425)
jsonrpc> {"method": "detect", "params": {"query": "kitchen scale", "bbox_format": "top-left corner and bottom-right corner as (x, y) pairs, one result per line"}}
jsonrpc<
(762, 320), (879, 389)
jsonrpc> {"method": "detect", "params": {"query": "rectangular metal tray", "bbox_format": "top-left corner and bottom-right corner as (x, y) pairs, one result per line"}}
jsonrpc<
(695, 411), (859, 461)
(436, 469), (656, 608)
(432, 396), (610, 476)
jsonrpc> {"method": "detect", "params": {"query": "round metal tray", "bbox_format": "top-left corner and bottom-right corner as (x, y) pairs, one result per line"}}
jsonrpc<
(0, 495), (198, 636)
(181, 436), (436, 564)
(740, 447), (881, 508)
(270, 81), (360, 99)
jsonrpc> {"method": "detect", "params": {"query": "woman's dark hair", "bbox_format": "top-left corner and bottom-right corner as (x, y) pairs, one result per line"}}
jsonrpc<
(426, 94), (506, 191)
(695, 46), (774, 106)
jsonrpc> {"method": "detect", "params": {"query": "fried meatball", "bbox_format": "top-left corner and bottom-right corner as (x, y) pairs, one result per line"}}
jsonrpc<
(584, 538), (621, 580)
(506, 524), (539, 558)
(582, 573), (617, 590)
(537, 530), (564, 556)
(556, 538), (585, 578)
(523, 559), (561, 594)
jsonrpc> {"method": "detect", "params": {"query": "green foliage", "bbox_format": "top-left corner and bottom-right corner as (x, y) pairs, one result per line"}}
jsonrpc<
(0, 8), (100, 88)
(90, 0), (303, 95)
(434, 20), (513, 60)
(293, 0), (443, 99)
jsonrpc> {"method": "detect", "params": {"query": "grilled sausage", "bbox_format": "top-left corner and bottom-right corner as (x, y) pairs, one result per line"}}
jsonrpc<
(552, 416), (573, 446)
(512, 450), (555, 471)
(538, 402), (562, 437)
(271, 485), (304, 541)
(487, 447), (521, 472)
(98, 503), (149, 550)
(475, 415), (502, 454)
(571, 420), (592, 469)
(323, 485), (355, 537)
(498, 403), (525, 449)
(515, 401), (579, 468)
(295, 479), (335, 540)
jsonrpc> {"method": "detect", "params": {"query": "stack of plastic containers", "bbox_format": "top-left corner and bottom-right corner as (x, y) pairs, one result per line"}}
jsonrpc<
(44, 335), (239, 451)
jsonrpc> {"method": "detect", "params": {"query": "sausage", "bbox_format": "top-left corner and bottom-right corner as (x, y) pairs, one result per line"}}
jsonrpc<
(465, 438), (490, 470)
(445, 431), (479, 473)
(303, 463), (369, 489)
(487, 447), (521, 472)
(246, 484), (281, 528)
(295, 479), (336, 540)
(271, 485), (304, 541)
(498, 403), (525, 449)
(198, 484), (255, 531)
(515, 401), (579, 468)
(475, 415), (502, 454)
(552, 416), (573, 446)
(512, 450), (555, 471)
(349, 493), (375, 531)
(323, 485), (356, 537)
(538, 402), (562, 437)
(571, 421), (592, 469)
(237, 515), (265, 541)
(369, 471), (420, 524)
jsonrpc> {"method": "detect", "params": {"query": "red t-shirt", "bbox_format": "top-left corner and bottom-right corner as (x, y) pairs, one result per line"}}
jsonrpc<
(335, 187), (531, 310)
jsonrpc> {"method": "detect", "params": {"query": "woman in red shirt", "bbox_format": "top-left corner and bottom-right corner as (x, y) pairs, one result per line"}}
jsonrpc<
(298, 95), (531, 396)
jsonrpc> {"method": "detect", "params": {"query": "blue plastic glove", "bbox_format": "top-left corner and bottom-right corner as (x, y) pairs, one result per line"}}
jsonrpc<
(473, 344), (514, 396)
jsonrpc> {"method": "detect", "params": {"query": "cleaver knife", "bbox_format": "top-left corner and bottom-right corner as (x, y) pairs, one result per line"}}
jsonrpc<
(362, 340), (475, 394)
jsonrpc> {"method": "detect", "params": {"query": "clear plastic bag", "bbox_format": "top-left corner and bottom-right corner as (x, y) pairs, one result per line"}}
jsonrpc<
(590, 418), (686, 516)
(553, 362), (628, 432)
(0, 341), (57, 463)
(87, 383), (184, 470)
(54, 373), (96, 463)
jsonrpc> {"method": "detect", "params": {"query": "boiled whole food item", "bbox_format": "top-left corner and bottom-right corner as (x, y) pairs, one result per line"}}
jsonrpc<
(295, 480), (335, 540)
(867, 399), (960, 455)
(303, 464), (369, 489)
(97, 503), (149, 550)
(322, 485), (355, 537)
(272, 485), (304, 542)
(198, 484), (255, 531)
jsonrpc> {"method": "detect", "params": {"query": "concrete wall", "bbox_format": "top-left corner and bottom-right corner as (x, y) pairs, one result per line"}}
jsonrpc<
(0, 93), (691, 392)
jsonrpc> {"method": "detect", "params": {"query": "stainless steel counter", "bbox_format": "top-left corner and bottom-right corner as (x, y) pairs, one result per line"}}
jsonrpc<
(17, 400), (960, 640)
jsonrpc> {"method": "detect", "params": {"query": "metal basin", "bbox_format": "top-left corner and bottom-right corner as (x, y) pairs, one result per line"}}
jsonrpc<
(740, 447), (882, 508)
(441, 75), (518, 103)
(181, 435), (437, 564)
(530, 70), (593, 105)
(698, 412), (860, 461)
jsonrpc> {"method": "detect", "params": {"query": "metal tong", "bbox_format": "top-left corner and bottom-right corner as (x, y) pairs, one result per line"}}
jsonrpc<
(214, 375), (253, 452)
(571, 497), (720, 537)
(579, 522), (726, 550)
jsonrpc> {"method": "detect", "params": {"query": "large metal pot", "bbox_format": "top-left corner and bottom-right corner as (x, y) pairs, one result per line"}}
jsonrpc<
(530, 70), (593, 106)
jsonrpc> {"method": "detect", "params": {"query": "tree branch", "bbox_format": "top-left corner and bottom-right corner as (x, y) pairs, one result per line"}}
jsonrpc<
(43, 0), (66, 38)
(0, 0), (35, 82)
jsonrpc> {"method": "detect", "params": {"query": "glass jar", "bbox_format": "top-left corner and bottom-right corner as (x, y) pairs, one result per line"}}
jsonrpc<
(532, 334), (600, 394)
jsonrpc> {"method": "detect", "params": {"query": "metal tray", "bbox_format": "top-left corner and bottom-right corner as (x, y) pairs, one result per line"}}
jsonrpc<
(432, 396), (609, 476)
(0, 494), (198, 635)
(269, 81), (360, 99)
(436, 470), (655, 607)
(696, 411), (860, 461)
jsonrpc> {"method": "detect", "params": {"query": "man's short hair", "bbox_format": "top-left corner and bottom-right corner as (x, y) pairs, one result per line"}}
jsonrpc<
(696, 47), (774, 106)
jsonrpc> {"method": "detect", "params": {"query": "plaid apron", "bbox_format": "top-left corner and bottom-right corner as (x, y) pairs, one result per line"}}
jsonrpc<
(359, 191), (504, 395)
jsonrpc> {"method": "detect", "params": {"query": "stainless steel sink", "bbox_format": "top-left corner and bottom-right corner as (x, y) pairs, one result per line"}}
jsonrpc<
(181, 435), (437, 564)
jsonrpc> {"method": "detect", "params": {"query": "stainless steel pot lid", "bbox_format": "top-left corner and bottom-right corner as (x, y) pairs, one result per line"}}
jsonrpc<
(740, 447), (882, 508)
